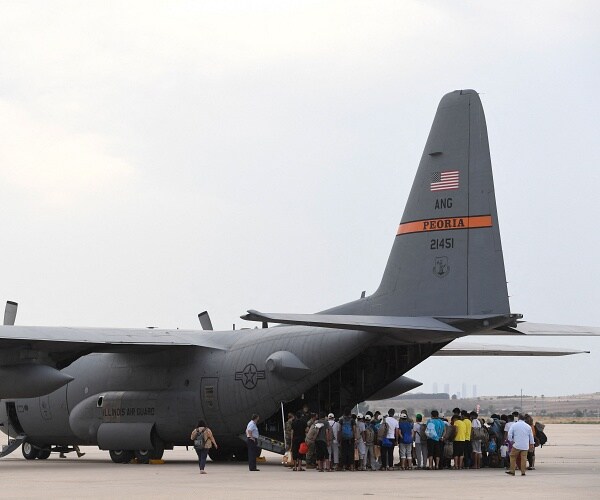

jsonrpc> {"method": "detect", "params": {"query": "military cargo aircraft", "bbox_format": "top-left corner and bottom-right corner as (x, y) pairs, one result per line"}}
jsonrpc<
(1, 89), (598, 463)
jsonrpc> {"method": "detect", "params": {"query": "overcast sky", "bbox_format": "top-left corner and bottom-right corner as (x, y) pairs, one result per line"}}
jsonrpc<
(1, 1), (598, 397)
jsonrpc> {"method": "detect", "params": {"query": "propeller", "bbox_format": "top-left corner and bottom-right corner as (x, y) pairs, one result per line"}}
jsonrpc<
(198, 311), (213, 331)
(3, 301), (18, 326)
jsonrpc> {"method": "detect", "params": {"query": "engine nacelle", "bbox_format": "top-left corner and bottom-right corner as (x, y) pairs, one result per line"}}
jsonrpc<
(69, 391), (161, 446)
(0, 365), (73, 398)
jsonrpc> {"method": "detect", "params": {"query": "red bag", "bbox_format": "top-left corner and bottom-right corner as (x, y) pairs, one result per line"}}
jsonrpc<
(299, 442), (309, 455)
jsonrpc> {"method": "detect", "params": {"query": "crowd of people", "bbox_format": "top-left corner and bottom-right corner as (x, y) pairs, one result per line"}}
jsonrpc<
(282, 405), (545, 476)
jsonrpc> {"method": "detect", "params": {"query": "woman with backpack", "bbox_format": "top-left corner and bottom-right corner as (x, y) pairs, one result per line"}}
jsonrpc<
(191, 419), (218, 474)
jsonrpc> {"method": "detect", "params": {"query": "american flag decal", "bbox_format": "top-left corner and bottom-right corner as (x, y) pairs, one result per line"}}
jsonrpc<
(430, 170), (460, 191)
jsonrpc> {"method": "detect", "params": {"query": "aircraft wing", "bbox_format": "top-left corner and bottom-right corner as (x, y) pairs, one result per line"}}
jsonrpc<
(0, 325), (229, 398)
(0, 325), (228, 352)
(434, 341), (589, 356)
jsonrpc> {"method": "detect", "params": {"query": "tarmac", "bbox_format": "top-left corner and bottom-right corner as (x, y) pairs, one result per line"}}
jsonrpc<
(0, 424), (598, 499)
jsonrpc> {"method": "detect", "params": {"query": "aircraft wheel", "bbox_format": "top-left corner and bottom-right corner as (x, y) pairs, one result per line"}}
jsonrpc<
(109, 449), (134, 464)
(148, 436), (165, 460)
(37, 448), (51, 460)
(232, 446), (249, 461)
(22, 441), (40, 460)
(135, 449), (151, 464)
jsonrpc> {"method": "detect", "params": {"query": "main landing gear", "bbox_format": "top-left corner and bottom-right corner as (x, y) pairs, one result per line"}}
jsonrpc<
(108, 447), (164, 464)
(21, 441), (82, 460)
(21, 441), (51, 460)
(22, 441), (40, 460)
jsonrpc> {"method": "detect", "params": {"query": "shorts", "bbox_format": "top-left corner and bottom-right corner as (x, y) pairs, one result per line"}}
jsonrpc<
(427, 439), (442, 458)
(453, 441), (465, 456)
(399, 443), (412, 459)
(316, 440), (328, 460)
(471, 439), (482, 454)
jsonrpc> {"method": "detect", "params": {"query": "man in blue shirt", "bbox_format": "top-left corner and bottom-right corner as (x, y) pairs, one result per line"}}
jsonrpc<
(506, 414), (534, 476)
(426, 410), (445, 470)
(246, 413), (260, 471)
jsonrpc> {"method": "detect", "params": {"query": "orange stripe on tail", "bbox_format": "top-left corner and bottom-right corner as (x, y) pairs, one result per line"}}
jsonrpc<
(397, 215), (492, 235)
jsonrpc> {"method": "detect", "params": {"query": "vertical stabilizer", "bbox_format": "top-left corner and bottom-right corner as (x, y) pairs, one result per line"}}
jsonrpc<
(370, 90), (509, 317)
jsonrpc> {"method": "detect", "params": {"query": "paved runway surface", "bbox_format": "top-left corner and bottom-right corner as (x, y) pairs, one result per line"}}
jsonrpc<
(1, 424), (598, 499)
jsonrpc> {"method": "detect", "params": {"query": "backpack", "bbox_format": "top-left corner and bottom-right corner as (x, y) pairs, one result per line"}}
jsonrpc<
(193, 428), (207, 450)
(471, 425), (485, 441)
(534, 422), (547, 447)
(536, 429), (548, 447)
(341, 418), (354, 440)
(377, 420), (389, 439)
(491, 419), (504, 440)
(365, 426), (375, 445)
(425, 420), (437, 440)
(488, 439), (497, 453)
(480, 427), (490, 446)
(443, 424), (456, 442)
(419, 423), (427, 442)
(306, 424), (319, 445)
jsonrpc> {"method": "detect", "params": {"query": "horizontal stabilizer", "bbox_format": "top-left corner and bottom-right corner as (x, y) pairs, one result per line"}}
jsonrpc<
(242, 310), (462, 334)
(435, 342), (589, 356)
(490, 322), (600, 336)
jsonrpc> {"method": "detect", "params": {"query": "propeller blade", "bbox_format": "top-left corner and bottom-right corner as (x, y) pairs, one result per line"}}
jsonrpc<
(4, 301), (18, 326)
(198, 311), (213, 331)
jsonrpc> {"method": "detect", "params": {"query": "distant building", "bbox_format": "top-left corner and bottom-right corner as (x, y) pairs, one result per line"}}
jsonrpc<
(433, 383), (438, 393)
(444, 384), (450, 395)
(473, 384), (477, 398)
(462, 383), (467, 399)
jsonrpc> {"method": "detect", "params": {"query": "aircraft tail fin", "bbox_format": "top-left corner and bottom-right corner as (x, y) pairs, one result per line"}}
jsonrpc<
(329, 90), (510, 318)
(371, 89), (509, 316)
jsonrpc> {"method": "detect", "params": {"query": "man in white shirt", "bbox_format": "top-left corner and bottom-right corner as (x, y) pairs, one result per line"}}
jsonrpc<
(246, 413), (260, 471)
(470, 411), (483, 469)
(381, 409), (399, 471)
(506, 414), (534, 476)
